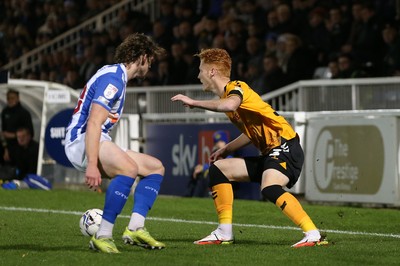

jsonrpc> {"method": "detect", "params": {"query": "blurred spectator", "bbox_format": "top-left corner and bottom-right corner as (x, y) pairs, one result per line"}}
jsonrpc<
(327, 58), (340, 79)
(247, 22), (264, 40)
(264, 32), (278, 55)
(265, 8), (280, 35)
(183, 53), (200, 84)
(258, 53), (289, 95)
(343, 1), (363, 54)
(79, 45), (97, 82)
(64, 68), (84, 89)
(349, 3), (384, 73)
(1, 126), (51, 190)
(284, 33), (317, 83)
(11, 127), (39, 180)
(1, 89), (34, 167)
(381, 22), (400, 76)
(154, 59), (171, 85)
(275, 33), (289, 71)
(337, 53), (367, 78)
(174, 20), (197, 54)
(158, 0), (175, 34)
(244, 36), (264, 68)
(302, 7), (331, 66)
(244, 61), (264, 94)
(226, 18), (248, 46)
(169, 42), (189, 84)
(2, 0), (400, 85)
(237, 0), (267, 35)
(275, 3), (299, 35)
(195, 15), (219, 48)
(212, 34), (225, 49)
(152, 20), (173, 53)
(291, 0), (312, 37)
(186, 130), (231, 198)
(326, 6), (351, 56)
(225, 33), (246, 80)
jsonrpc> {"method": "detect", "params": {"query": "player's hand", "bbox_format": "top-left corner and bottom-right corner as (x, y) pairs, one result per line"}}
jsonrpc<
(209, 148), (226, 163)
(193, 164), (204, 178)
(85, 163), (102, 191)
(3, 131), (15, 139)
(3, 148), (10, 162)
(171, 94), (195, 108)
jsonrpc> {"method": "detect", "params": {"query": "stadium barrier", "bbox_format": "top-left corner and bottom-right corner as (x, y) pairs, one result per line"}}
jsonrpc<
(1, 78), (400, 205)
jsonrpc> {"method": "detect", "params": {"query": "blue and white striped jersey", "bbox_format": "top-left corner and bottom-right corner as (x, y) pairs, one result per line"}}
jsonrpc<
(66, 64), (127, 142)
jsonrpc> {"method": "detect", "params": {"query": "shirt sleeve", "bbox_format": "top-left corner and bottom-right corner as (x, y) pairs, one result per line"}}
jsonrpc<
(92, 74), (123, 111)
(226, 81), (244, 100)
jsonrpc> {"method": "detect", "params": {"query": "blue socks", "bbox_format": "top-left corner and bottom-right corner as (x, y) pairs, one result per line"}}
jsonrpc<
(102, 175), (134, 224)
(101, 174), (163, 224)
(133, 174), (163, 217)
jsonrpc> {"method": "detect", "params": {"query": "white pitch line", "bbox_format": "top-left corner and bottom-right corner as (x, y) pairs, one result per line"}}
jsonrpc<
(1, 206), (400, 239)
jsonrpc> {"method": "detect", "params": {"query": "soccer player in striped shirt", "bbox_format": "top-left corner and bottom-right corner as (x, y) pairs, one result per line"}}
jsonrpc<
(65, 33), (166, 253)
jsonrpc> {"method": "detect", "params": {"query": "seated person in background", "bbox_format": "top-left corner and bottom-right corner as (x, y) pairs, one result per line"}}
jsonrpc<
(12, 127), (39, 180)
(186, 130), (231, 197)
(1, 127), (51, 190)
(1, 89), (34, 165)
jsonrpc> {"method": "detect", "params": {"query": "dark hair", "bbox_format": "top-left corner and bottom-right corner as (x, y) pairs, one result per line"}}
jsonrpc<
(7, 89), (19, 97)
(114, 33), (165, 64)
(16, 126), (32, 135)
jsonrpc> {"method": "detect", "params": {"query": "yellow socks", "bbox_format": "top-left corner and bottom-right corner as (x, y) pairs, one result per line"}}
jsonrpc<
(211, 183), (233, 224)
(276, 192), (317, 232)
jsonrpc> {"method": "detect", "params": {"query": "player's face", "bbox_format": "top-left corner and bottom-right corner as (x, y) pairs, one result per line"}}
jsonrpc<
(198, 61), (212, 91)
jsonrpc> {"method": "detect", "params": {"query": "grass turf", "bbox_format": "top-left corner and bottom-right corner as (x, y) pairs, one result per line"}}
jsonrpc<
(0, 189), (399, 266)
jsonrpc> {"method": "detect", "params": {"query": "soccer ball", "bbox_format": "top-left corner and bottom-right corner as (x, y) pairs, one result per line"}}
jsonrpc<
(79, 208), (103, 236)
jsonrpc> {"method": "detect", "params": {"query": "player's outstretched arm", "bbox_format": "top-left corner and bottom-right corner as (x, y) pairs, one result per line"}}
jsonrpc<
(171, 94), (241, 112)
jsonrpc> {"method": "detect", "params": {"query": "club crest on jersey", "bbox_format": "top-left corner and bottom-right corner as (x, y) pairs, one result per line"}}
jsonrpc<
(233, 86), (243, 95)
(104, 84), (118, 99)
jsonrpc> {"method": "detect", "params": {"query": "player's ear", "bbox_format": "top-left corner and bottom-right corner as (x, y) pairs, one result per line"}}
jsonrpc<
(141, 55), (148, 66)
(210, 67), (216, 77)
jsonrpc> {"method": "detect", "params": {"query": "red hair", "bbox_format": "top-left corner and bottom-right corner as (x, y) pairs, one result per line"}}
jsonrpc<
(195, 48), (232, 78)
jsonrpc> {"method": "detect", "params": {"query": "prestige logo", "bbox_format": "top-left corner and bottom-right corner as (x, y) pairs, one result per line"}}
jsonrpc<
(313, 126), (384, 194)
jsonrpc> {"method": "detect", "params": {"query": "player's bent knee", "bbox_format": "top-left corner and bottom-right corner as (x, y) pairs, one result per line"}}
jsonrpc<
(149, 158), (165, 175)
(261, 185), (285, 204)
(156, 160), (165, 175)
(208, 164), (230, 188)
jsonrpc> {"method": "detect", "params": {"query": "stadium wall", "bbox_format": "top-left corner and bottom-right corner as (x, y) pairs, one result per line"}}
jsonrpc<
(1, 78), (400, 206)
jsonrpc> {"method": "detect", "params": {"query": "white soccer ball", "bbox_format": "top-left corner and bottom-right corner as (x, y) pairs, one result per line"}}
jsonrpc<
(79, 208), (103, 236)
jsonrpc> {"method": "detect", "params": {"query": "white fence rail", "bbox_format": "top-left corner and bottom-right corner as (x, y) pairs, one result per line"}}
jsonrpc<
(2, 77), (400, 205)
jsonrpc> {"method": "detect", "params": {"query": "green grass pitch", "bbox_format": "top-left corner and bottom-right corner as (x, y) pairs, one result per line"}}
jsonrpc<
(0, 189), (399, 265)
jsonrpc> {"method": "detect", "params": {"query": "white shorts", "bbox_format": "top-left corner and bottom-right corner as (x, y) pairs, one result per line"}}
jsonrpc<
(64, 132), (112, 172)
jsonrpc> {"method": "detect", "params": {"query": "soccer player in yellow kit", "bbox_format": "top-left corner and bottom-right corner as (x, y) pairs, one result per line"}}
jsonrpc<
(171, 48), (328, 248)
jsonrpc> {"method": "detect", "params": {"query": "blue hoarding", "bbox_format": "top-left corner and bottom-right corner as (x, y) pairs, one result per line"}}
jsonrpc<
(45, 108), (74, 168)
(146, 123), (261, 200)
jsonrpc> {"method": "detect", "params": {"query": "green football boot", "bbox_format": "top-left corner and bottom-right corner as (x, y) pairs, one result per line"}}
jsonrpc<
(122, 227), (165, 250)
(89, 235), (120, 253)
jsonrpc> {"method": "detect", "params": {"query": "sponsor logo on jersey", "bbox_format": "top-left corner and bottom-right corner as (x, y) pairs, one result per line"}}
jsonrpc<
(104, 84), (118, 99)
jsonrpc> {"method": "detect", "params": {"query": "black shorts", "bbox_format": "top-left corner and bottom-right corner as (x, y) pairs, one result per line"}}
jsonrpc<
(244, 135), (304, 189)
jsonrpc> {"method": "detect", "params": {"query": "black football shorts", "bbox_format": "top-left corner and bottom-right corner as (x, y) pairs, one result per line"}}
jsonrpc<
(244, 135), (304, 189)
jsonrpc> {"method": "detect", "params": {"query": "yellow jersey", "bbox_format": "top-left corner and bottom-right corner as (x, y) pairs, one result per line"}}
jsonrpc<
(224, 80), (296, 154)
